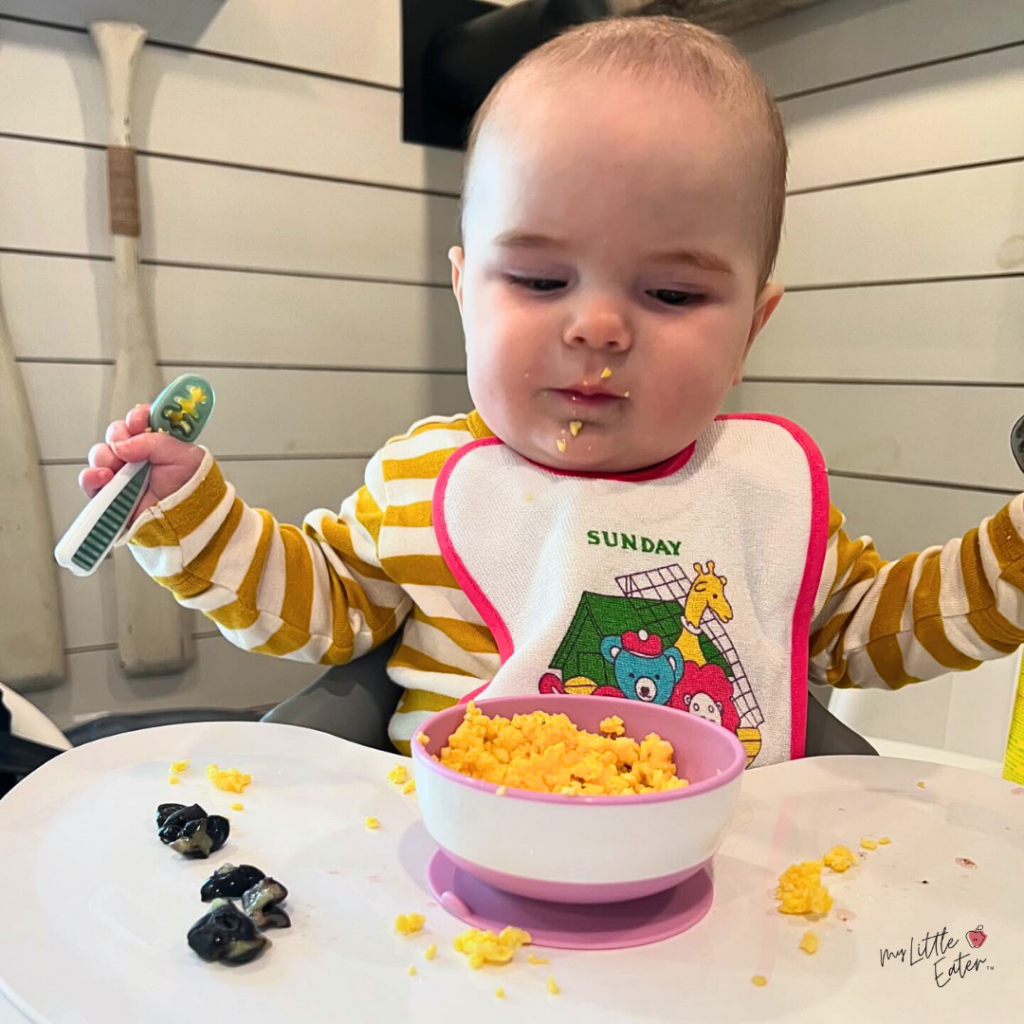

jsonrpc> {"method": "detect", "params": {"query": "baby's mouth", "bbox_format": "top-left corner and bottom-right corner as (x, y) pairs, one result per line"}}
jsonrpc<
(550, 384), (626, 409)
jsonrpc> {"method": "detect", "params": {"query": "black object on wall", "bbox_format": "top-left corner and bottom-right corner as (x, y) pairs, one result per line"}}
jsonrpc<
(402, 0), (613, 151)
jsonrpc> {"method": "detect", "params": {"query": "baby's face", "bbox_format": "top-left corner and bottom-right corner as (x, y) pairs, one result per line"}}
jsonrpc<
(450, 72), (782, 473)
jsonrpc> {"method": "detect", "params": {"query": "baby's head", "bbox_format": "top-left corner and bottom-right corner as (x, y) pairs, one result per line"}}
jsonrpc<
(448, 15), (788, 473)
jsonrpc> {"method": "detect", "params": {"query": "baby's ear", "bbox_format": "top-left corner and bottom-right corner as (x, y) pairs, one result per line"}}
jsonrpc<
(734, 280), (785, 386)
(448, 245), (466, 315)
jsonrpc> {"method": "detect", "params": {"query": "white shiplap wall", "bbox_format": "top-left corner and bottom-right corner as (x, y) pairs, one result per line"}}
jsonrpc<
(0, 0), (471, 727)
(1, 0), (1022, 763)
(732, 0), (1024, 765)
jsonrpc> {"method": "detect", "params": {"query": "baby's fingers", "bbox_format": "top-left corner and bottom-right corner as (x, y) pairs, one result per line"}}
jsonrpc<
(125, 404), (152, 435)
(105, 419), (131, 446)
(88, 442), (123, 473)
(79, 466), (113, 498)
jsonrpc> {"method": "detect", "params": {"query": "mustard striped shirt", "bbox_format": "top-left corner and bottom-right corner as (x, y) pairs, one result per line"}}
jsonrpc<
(124, 410), (1024, 754)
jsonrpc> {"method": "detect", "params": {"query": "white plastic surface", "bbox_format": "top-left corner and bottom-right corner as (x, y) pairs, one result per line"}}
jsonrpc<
(1, 723), (1022, 1023)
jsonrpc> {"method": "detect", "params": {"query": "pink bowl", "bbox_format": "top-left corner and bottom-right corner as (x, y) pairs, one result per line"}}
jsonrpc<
(412, 694), (746, 903)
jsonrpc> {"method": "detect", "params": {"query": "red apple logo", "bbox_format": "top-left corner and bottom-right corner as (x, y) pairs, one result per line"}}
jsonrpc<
(966, 925), (987, 948)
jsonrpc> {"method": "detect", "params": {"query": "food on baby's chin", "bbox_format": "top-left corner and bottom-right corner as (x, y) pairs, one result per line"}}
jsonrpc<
(774, 860), (833, 915)
(206, 763), (252, 793)
(452, 926), (531, 969)
(439, 702), (689, 796)
(156, 803), (229, 858)
(556, 438), (567, 453)
(822, 844), (857, 872)
(188, 899), (269, 965)
(799, 931), (820, 955)
(395, 913), (426, 935)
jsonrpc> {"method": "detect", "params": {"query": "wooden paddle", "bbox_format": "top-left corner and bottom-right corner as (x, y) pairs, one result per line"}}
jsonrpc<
(90, 21), (193, 676)
(0, 282), (66, 691)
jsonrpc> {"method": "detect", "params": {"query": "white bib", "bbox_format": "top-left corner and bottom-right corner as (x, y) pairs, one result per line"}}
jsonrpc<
(434, 416), (829, 769)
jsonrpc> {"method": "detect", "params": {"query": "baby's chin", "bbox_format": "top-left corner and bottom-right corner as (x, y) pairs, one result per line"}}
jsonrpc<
(516, 424), (681, 475)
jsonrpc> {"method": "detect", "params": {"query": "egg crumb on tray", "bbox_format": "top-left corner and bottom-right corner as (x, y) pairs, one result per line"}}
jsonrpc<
(365, 816), (380, 830)
(438, 701), (689, 796)
(169, 760), (190, 774)
(388, 764), (407, 786)
(424, 943), (437, 960)
(860, 837), (878, 850)
(206, 764), (252, 793)
(452, 926), (531, 968)
(799, 931), (820, 954)
(751, 975), (768, 987)
(402, 778), (416, 795)
(395, 913), (426, 935)
(822, 844), (857, 872)
(774, 860), (833, 915)
(547, 975), (561, 995)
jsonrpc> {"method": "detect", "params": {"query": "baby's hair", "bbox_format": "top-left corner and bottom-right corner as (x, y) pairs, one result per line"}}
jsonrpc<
(457, 14), (788, 288)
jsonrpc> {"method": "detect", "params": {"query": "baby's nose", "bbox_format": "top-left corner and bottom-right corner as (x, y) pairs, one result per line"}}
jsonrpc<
(564, 303), (633, 352)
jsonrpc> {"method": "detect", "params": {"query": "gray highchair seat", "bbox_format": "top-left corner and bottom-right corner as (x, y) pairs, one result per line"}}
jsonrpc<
(261, 635), (878, 758)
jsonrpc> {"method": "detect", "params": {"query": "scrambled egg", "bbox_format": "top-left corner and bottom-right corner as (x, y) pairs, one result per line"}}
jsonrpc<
(751, 975), (768, 987)
(169, 760), (190, 774)
(452, 926), (531, 968)
(527, 954), (549, 965)
(407, 965), (417, 976)
(365, 816), (380, 830)
(438, 702), (688, 796)
(879, 837), (891, 845)
(388, 764), (408, 786)
(494, 989), (506, 999)
(168, 776), (181, 785)
(799, 931), (820, 955)
(774, 860), (833, 915)
(860, 837), (878, 851)
(206, 764), (252, 793)
(599, 715), (625, 737)
(403, 778), (416, 795)
(822, 844), (857, 872)
(547, 976), (561, 995)
(418, 733), (430, 746)
(424, 943), (437, 961)
(395, 914), (426, 935)
(230, 802), (244, 812)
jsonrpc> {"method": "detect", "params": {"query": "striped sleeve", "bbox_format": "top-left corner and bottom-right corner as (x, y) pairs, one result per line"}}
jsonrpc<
(121, 446), (412, 666)
(809, 497), (1024, 690)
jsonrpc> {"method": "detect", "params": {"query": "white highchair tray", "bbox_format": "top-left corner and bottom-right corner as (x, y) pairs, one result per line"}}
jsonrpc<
(0, 722), (1020, 1023)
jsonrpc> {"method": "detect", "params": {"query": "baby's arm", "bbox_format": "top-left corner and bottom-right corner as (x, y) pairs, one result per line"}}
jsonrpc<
(110, 440), (411, 667)
(809, 499), (1024, 689)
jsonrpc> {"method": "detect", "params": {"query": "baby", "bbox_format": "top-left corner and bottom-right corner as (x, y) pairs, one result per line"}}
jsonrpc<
(80, 15), (1024, 764)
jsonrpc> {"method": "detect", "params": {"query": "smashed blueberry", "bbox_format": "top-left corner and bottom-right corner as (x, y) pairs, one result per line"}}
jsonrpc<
(242, 877), (291, 929)
(187, 899), (269, 965)
(157, 803), (208, 844)
(171, 815), (230, 858)
(156, 803), (186, 828)
(201, 863), (266, 902)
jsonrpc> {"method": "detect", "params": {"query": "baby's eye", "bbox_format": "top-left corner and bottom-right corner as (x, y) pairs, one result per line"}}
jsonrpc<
(505, 275), (565, 292)
(651, 289), (702, 306)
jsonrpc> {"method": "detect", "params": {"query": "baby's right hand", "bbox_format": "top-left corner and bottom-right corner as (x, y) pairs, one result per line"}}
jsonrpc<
(79, 404), (206, 525)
